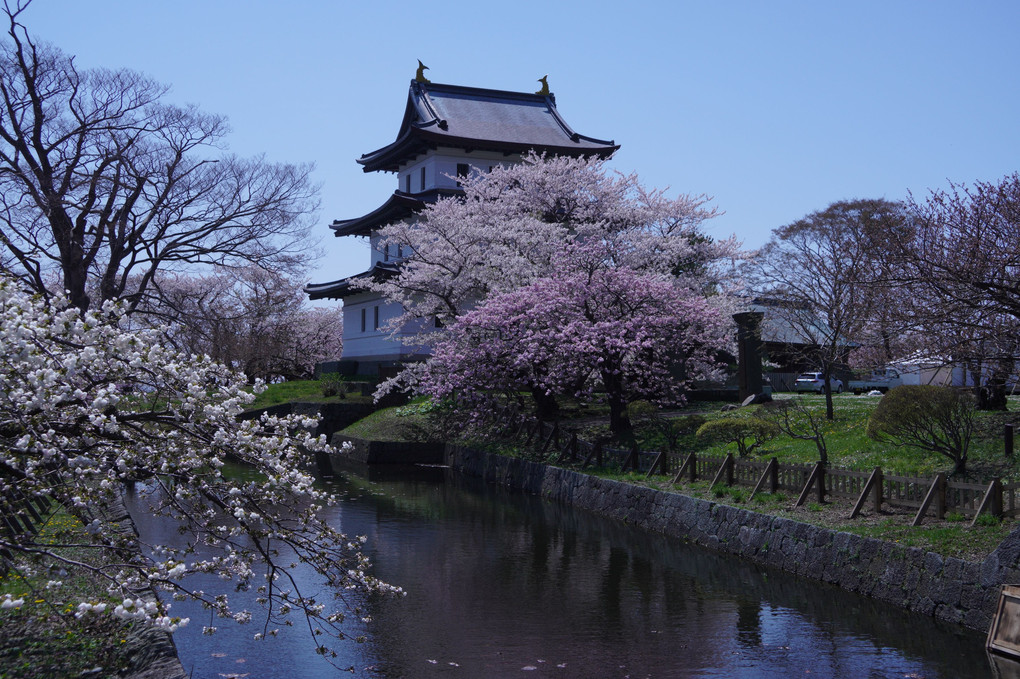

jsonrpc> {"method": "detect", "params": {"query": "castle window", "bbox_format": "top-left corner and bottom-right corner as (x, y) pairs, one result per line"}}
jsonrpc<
(360, 308), (366, 332)
(373, 306), (380, 330)
(420, 167), (426, 191)
(405, 174), (411, 193)
(456, 163), (469, 186)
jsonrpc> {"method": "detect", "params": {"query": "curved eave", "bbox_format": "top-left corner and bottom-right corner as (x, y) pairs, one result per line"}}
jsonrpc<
(357, 131), (619, 174)
(305, 262), (400, 301)
(330, 188), (461, 237)
(357, 80), (619, 173)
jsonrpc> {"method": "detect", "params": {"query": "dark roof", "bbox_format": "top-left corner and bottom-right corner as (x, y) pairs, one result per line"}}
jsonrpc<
(304, 262), (400, 301)
(358, 80), (619, 173)
(330, 188), (460, 237)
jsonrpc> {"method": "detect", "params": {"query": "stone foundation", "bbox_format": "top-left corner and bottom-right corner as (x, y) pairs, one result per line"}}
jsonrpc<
(446, 444), (1020, 631)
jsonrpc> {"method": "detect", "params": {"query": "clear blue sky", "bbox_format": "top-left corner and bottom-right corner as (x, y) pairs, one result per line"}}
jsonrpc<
(22, 1), (1020, 289)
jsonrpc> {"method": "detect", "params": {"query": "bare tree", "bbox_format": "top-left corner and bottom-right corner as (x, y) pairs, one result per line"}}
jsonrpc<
(0, 1), (319, 312)
(749, 199), (908, 419)
(890, 174), (1020, 409)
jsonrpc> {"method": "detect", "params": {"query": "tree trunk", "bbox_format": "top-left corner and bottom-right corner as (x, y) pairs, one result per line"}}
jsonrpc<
(601, 368), (631, 435)
(821, 367), (835, 421)
(529, 386), (559, 421)
(978, 362), (1009, 411)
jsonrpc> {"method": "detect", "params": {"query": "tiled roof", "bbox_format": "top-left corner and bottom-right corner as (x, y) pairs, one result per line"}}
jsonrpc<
(357, 80), (618, 173)
(330, 188), (459, 237)
(304, 262), (400, 301)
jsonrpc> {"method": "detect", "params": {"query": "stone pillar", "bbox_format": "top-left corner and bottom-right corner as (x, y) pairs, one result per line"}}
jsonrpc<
(734, 312), (764, 401)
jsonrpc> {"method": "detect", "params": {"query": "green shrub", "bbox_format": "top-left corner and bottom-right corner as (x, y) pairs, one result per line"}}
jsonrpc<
(975, 513), (1001, 527)
(696, 417), (779, 457)
(319, 373), (349, 398)
(867, 385), (975, 476)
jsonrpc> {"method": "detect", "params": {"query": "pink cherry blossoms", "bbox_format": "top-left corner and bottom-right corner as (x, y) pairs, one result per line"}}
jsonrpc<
(420, 243), (730, 433)
(371, 154), (738, 433)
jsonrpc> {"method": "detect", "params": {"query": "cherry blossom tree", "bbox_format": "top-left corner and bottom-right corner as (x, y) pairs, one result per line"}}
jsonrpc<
(0, 2), (319, 313)
(418, 244), (729, 434)
(0, 277), (398, 656)
(368, 152), (733, 329)
(142, 268), (343, 382)
(890, 173), (1020, 409)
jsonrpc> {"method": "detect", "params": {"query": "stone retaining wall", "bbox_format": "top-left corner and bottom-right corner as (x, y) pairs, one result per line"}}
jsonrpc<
(240, 402), (376, 438)
(446, 444), (1020, 631)
(104, 494), (187, 679)
(328, 435), (444, 466)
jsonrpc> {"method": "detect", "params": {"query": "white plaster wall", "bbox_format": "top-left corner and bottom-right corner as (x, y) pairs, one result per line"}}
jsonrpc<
(341, 292), (431, 360)
(398, 148), (518, 194)
(369, 233), (407, 266)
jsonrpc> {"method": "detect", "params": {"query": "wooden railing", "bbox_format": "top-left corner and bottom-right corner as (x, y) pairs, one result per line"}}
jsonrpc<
(490, 407), (1018, 528)
(1, 490), (52, 573)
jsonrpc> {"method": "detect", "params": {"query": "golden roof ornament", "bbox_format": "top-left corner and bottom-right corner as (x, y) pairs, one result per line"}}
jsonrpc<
(415, 60), (431, 84)
(536, 75), (550, 95)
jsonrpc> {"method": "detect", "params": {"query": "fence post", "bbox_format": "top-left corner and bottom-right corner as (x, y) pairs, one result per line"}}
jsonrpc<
(851, 467), (883, 519)
(796, 462), (824, 507)
(671, 452), (696, 484)
(750, 457), (778, 502)
(525, 419), (539, 445)
(582, 440), (604, 469)
(912, 473), (946, 526)
(621, 444), (640, 473)
(710, 454), (735, 489)
(540, 423), (558, 455)
(645, 451), (669, 479)
(971, 478), (1004, 526)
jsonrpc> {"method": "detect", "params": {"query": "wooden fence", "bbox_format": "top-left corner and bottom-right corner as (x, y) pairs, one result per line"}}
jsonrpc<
(492, 408), (1018, 528)
(1, 490), (52, 573)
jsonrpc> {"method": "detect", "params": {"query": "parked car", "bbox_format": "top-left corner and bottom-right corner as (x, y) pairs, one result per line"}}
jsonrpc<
(848, 367), (902, 394)
(793, 372), (844, 394)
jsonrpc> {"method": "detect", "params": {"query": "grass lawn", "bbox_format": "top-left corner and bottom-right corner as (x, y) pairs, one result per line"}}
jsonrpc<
(344, 393), (1020, 561)
(0, 510), (136, 678)
(247, 378), (375, 409)
(603, 393), (1020, 481)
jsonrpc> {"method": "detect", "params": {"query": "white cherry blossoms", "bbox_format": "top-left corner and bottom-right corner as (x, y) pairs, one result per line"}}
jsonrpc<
(0, 278), (399, 651)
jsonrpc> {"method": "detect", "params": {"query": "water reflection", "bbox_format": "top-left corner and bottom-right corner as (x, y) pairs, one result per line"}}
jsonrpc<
(129, 465), (988, 678)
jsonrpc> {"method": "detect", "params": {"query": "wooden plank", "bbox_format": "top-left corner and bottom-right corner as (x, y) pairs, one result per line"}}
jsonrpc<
(671, 452), (696, 484)
(709, 454), (735, 489)
(749, 457), (778, 502)
(972, 479), (1003, 527)
(850, 467), (883, 519)
(620, 445), (640, 473)
(946, 480), (990, 492)
(796, 462), (824, 507)
(912, 473), (946, 526)
(645, 451), (668, 479)
(581, 440), (598, 469)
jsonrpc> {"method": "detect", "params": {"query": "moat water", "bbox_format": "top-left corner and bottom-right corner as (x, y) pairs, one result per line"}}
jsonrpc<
(128, 464), (992, 678)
